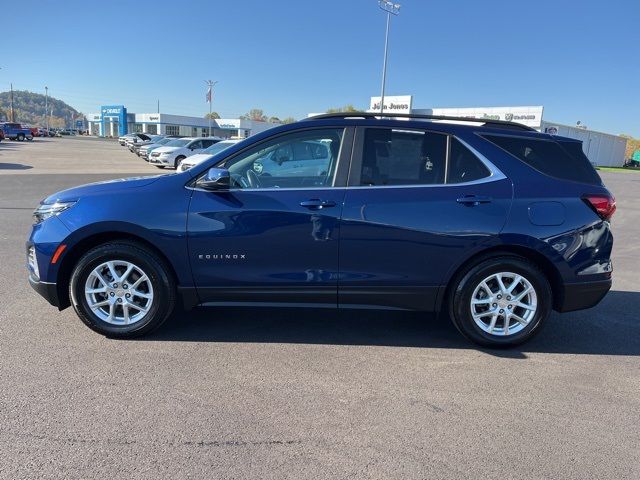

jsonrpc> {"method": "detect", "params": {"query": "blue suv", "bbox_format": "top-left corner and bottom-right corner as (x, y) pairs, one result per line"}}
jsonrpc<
(26, 113), (615, 347)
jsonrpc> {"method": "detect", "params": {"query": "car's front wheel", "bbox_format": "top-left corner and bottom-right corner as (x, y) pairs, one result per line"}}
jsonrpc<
(17, 133), (25, 141)
(175, 156), (186, 169)
(449, 256), (551, 347)
(69, 242), (175, 338)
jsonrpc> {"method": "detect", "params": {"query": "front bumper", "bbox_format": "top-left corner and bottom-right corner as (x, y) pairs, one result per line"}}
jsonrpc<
(29, 275), (60, 307)
(557, 278), (612, 312)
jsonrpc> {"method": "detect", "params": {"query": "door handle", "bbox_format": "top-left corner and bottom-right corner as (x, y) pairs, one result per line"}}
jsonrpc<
(300, 199), (336, 210)
(456, 195), (492, 206)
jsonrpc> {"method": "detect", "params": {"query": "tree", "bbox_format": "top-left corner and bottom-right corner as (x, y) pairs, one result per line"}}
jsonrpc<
(326, 104), (359, 114)
(268, 116), (281, 124)
(281, 117), (296, 124)
(205, 112), (220, 119)
(243, 108), (267, 122)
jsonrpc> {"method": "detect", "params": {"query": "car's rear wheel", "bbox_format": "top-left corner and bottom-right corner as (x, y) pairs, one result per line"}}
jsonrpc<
(449, 256), (551, 347)
(175, 156), (186, 169)
(69, 242), (175, 338)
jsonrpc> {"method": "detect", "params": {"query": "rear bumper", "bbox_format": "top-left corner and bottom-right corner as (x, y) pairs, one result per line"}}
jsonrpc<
(29, 276), (60, 308)
(557, 278), (611, 312)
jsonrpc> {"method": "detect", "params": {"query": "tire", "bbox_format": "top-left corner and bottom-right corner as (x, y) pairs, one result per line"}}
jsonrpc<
(449, 255), (552, 347)
(17, 133), (25, 141)
(155, 165), (166, 169)
(175, 156), (186, 169)
(69, 241), (176, 338)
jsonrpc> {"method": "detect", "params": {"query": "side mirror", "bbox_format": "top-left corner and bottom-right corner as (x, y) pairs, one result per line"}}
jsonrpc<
(199, 168), (230, 191)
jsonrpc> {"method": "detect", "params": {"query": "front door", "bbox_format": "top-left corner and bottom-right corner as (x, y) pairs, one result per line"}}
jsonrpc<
(187, 127), (353, 306)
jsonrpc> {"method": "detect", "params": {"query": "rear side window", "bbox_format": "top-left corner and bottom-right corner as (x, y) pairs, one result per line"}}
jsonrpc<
(483, 134), (602, 185)
(361, 129), (447, 186)
(447, 138), (490, 184)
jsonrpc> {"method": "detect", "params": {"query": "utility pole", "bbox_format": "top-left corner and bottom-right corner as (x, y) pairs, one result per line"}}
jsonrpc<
(205, 80), (217, 136)
(157, 99), (160, 114)
(45, 86), (49, 132)
(10, 82), (15, 122)
(377, 1), (401, 114)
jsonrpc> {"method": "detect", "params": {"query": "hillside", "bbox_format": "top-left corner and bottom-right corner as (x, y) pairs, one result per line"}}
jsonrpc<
(0, 90), (81, 128)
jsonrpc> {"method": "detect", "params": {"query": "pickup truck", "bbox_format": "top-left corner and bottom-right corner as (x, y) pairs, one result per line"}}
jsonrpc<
(0, 122), (34, 141)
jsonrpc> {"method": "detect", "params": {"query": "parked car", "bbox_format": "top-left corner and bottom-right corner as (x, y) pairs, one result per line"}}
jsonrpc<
(0, 122), (33, 141)
(26, 113), (615, 346)
(139, 137), (177, 161)
(26, 126), (40, 137)
(131, 135), (165, 154)
(118, 133), (138, 146)
(178, 139), (242, 172)
(148, 137), (221, 169)
(125, 133), (152, 150)
(0, 127), (4, 142)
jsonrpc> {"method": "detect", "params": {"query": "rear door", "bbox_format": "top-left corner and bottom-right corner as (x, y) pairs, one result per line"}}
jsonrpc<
(338, 126), (513, 310)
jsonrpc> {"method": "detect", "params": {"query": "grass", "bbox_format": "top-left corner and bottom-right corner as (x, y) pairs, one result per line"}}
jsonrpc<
(597, 166), (640, 173)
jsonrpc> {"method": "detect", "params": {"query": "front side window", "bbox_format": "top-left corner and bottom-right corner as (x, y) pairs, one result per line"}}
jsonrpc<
(219, 128), (344, 189)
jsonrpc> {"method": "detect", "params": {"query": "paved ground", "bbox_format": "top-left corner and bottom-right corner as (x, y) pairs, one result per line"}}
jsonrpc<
(0, 137), (639, 479)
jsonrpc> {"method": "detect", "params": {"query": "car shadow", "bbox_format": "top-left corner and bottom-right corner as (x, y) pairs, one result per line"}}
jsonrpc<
(144, 290), (640, 357)
(0, 163), (33, 170)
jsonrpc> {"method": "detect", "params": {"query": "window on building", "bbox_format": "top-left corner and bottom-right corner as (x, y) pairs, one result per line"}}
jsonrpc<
(146, 124), (157, 135)
(133, 124), (143, 133)
(483, 134), (602, 185)
(166, 125), (180, 136)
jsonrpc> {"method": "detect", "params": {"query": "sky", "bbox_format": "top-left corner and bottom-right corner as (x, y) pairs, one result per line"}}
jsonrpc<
(3, 0), (639, 136)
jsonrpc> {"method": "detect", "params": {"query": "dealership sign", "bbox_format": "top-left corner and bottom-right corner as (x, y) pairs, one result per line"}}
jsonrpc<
(429, 106), (544, 128)
(369, 95), (413, 114)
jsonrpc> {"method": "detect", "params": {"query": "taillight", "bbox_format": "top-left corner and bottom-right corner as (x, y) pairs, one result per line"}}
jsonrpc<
(583, 194), (616, 221)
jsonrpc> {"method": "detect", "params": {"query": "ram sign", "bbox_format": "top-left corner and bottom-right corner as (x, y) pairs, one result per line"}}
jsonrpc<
(427, 106), (544, 129)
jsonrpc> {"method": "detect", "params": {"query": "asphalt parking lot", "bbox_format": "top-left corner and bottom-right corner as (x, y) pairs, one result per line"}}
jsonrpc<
(0, 137), (639, 479)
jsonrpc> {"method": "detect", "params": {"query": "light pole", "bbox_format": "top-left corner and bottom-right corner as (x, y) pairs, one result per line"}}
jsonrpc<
(378, 1), (401, 114)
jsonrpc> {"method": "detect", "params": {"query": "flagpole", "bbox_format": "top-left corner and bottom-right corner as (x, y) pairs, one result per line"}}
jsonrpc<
(205, 80), (217, 136)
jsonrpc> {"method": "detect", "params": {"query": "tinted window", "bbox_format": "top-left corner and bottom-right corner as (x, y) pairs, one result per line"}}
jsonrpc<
(221, 128), (343, 189)
(361, 129), (447, 186)
(483, 134), (602, 185)
(447, 138), (490, 184)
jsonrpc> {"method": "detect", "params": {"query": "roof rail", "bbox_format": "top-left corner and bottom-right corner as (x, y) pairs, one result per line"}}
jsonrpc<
(307, 111), (536, 131)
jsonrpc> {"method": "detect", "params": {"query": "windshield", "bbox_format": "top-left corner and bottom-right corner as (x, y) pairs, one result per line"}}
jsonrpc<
(165, 139), (189, 147)
(157, 138), (173, 145)
(202, 141), (237, 155)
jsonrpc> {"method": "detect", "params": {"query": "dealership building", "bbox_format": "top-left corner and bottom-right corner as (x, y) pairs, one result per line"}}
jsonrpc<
(366, 96), (628, 167)
(86, 105), (279, 139)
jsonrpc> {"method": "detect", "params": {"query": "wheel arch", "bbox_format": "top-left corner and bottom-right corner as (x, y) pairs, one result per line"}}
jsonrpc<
(55, 230), (180, 310)
(437, 243), (565, 314)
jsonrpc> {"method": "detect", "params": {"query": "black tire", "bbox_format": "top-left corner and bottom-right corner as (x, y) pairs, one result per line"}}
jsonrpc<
(175, 156), (186, 169)
(155, 165), (166, 169)
(17, 133), (25, 141)
(449, 255), (552, 347)
(69, 241), (176, 338)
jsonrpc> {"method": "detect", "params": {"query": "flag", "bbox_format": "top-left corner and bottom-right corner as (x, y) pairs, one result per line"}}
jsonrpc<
(206, 86), (212, 103)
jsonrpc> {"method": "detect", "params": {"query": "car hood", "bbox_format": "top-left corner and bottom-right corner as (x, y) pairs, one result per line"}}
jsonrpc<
(153, 146), (180, 154)
(42, 175), (165, 204)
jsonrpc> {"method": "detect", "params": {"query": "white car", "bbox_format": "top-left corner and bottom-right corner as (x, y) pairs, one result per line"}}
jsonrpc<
(178, 139), (242, 172)
(148, 137), (222, 169)
(118, 133), (138, 146)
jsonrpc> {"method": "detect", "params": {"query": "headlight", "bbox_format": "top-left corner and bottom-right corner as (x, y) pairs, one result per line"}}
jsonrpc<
(33, 201), (76, 224)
